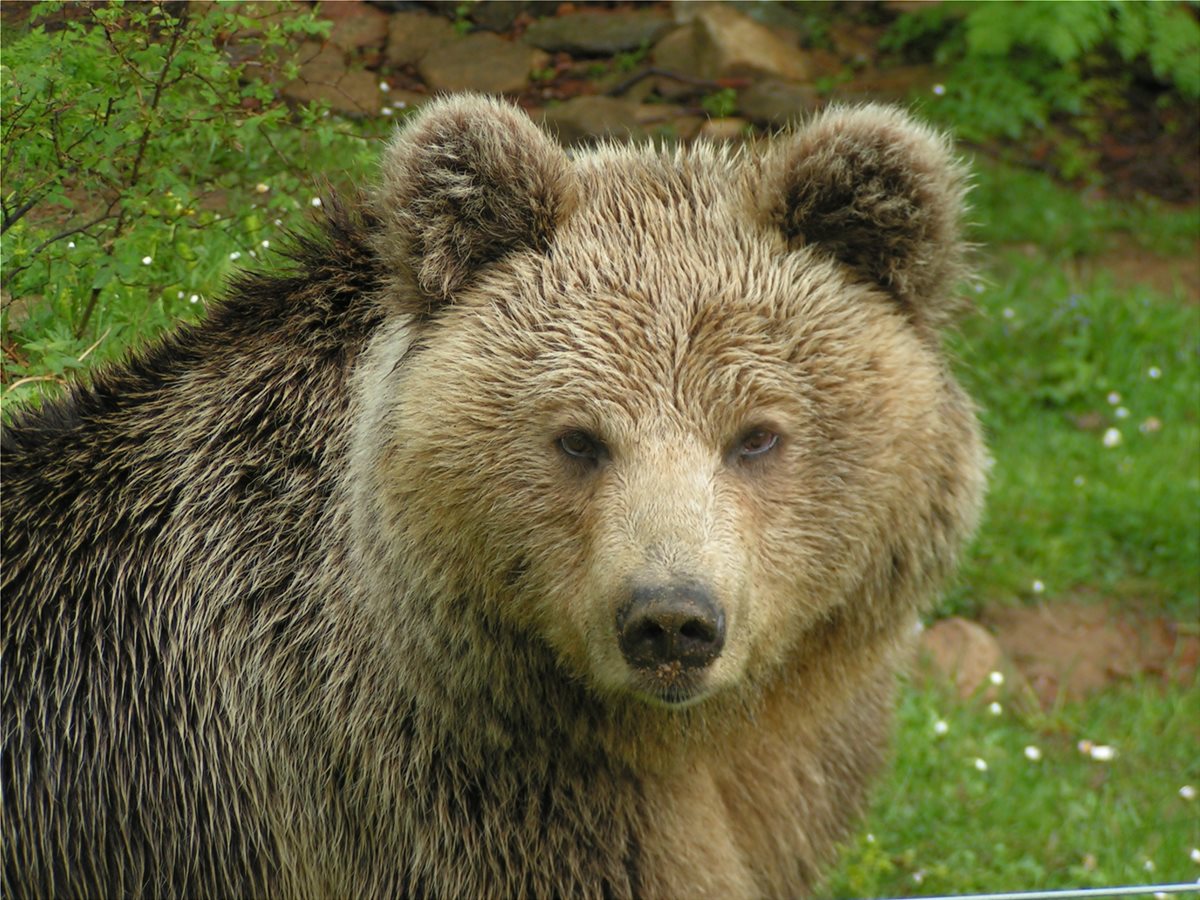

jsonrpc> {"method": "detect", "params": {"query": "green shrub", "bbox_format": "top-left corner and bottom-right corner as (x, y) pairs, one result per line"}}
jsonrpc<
(885, 1), (1200, 145)
(0, 1), (383, 410)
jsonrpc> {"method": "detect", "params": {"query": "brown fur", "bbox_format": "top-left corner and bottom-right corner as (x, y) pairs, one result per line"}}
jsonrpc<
(2, 95), (985, 898)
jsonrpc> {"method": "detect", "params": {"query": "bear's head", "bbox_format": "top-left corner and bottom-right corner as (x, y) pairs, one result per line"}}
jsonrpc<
(352, 95), (985, 715)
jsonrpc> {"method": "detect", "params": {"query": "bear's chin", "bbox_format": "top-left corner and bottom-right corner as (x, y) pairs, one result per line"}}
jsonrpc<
(624, 666), (716, 709)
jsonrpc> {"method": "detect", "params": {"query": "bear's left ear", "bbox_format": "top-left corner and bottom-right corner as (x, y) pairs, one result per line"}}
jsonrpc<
(373, 94), (577, 308)
(763, 104), (969, 327)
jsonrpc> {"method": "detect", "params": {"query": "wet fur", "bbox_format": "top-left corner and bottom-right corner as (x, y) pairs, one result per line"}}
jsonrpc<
(2, 96), (985, 898)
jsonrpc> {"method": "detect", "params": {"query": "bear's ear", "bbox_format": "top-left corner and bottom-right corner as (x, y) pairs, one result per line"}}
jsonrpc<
(373, 94), (577, 307)
(764, 105), (969, 327)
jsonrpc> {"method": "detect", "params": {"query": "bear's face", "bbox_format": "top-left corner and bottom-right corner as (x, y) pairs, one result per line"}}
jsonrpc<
(360, 97), (984, 710)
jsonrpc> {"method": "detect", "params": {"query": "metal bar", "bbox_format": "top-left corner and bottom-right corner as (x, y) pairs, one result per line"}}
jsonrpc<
(878, 883), (1199, 900)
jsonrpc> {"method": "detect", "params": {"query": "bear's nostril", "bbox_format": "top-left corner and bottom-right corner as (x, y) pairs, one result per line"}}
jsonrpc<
(618, 584), (726, 670)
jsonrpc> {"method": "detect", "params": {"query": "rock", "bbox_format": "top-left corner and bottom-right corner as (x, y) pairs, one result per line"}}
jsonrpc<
(523, 9), (676, 55)
(540, 96), (647, 146)
(919, 617), (1010, 701)
(282, 42), (385, 116)
(321, 1), (389, 52)
(738, 79), (820, 126)
(651, 4), (808, 84)
(417, 32), (539, 94)
(470, 1), (530, 33)
(386, 11), (457, 68)
(697, 117), (750, 142)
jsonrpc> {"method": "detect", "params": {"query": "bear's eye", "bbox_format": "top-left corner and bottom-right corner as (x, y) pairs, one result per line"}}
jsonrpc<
(737, 428), (779, 459)
(558, 430), (607, 463)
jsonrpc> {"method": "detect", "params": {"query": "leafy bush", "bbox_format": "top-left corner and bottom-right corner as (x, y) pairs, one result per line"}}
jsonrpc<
(1, 1), (382, 410)
(885, 1), (1200, 145)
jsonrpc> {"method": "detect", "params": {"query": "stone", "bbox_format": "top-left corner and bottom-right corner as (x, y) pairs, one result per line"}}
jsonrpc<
(282, 42), (385, 116)
(523, 10), (676, 56)
(738, 79), (820, 127)
(539, 96), (647, 146)
(919, 617), (1010, 701)
(386, 11), (457, 68)
(650, 4), (809, 85)
(418, 32), (539, 94)
(697, 117), (750, 142)
(693, 3), (809, 82)
(322, 1), (389, 52)
(470, 1), (531, 33)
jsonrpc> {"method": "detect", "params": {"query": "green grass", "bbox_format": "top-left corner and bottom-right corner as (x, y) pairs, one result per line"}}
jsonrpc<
(819, 673), (1200, 897)
(933, 158), (1200, 620)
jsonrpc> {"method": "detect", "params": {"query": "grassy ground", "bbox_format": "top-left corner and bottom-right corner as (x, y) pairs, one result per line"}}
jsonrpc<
(819, 673), (1200, 897)
(3, 118), (1197, 896)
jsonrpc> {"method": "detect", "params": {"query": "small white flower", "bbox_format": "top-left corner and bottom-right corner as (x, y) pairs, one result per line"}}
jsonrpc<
(973, 757), (988, 772)
(261, 240), (270, 249)
(932, 83), (945, 96)
(396, 100), (408, 109)
(189, 294), (199, 303)
(67, 241), (76, 249)
(913, 869), (926, 884)
(1144, 859), (1156, 872)
(1154, 893), (1168, 900)
(382, 107), (394, 116)
(989, 670), (1005, 686)
(255, 183), (270, 193)
(229, 251), (241, 261)
(274, 218), (283, 226)
(311, 197), (322, 208)
(1002, 307), (1015, 319)
(866, 833), (876, 843)
(1102, 428), (1122, 448)
(1190, 847), (1200, 864)
(988, 702), (1002, 716)
(142, 256), (152, 265)
(1032, 579), (1045, 594)
(1115, 407), (1129, 419)
(1181, 785), (1197, 801)
(177, 291), (184, 299)
(1107, 391), (1121, 405)
(249, 250), (257, 258)
(973, 283), (985, 294)
(933, 719), (949, 736)
(1148, 366), (1162, 379)
(379, 81), (390, 92)
(1089, 745), (1117, 761)
(1024, 745), (1042, 761)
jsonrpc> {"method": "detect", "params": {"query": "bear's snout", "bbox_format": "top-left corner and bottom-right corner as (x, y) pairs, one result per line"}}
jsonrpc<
(617, 583), (726, 673)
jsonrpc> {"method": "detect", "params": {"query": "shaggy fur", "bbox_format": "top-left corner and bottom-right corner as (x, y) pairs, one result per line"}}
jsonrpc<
(2, 95), (986, 898)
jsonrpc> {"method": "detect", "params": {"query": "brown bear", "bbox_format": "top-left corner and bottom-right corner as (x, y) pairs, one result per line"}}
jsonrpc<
(1, 94), (985, 898)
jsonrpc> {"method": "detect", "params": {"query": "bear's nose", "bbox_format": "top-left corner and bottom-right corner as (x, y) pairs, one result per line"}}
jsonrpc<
(618, 583), (726, 670)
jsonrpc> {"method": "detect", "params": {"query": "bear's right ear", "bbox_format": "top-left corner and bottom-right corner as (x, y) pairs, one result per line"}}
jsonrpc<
(373, 94), (577, 309)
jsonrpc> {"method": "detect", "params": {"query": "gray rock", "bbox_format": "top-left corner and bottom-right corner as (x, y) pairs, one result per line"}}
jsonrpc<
(386, 11), (457, 67)
(418, 32), (538, 94)
(658, 4), (809, 82)
(282, 43), (385, 116)
(523, 10), (676, 55)
(324, 2), (390, 52)
(470, 1), (530, 33)
(539, 96), (648, 146)
(738, 79), (820, 126)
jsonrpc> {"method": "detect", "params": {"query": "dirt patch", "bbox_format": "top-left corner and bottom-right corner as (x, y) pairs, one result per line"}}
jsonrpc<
(981, 601), (1198, 708)
(1072, 242), (1200, 303)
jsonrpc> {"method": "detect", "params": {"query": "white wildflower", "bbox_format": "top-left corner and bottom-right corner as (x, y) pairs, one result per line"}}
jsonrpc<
(1102, 428), (1122, 448)
(142, 256), (152, 265)
(1024, 746), (1042, 761)
(1181, 785), (1197, 801)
